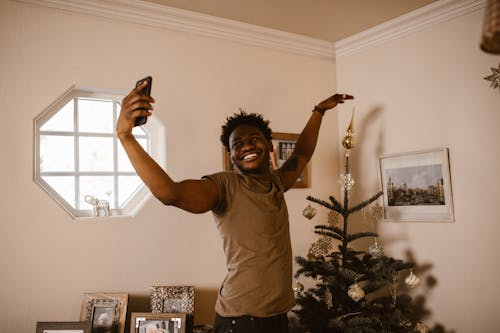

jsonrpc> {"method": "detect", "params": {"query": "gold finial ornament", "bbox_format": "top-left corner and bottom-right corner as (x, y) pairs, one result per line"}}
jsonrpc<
(342, 107), (355, 150)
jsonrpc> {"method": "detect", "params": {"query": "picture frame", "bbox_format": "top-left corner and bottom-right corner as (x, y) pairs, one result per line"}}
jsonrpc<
(223, 132), (310, 188)
(130, 312), (186, 333)
(151, 286), (194, 332)
(379, 147), (454, 222)
(36, 321), (91, 333)
(80, 292), (128, 333)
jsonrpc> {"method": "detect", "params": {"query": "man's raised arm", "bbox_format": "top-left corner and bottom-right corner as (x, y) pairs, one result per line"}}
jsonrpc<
(116, 82), (219, 214)
(278, 93), (353, 191)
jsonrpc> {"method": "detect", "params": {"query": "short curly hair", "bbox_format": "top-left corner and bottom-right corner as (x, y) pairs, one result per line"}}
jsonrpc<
(220, 109), (273, 152)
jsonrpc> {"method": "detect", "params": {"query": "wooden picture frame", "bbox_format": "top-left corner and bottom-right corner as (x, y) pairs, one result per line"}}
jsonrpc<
(80, 292), (128, 333)
(36, 322), (91, 333)
(222, 132), (310, 188)
(379, 147), (454, 222)
(130, 312), (186, 333)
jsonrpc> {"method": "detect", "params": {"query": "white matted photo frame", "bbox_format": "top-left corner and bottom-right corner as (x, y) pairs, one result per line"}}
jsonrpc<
(379, 147), (454, 222)
(222, 132), (310, 188)
(130, 312), (186, 333)
(80, 292), (128, 333)
(36, 321), (91, 333)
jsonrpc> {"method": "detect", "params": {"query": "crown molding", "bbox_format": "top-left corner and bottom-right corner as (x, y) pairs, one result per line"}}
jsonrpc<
(335, 0), (486, 58)
(15, 0), (335, 59)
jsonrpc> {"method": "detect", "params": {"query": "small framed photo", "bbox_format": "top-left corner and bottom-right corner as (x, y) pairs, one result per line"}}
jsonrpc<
(150, 286), (194, 314)
(223, 132), (310, 188)
(36, 321), (91, 333)
(80, 292), (128, 333)
(379, 147), (454, 222)
(130, 312), (186, 333)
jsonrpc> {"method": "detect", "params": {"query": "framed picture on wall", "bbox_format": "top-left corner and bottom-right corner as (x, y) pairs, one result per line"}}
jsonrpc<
(130, 312), (186, 333)
(80, 292), (128, 333)
(222, 132), (310, 188)
(379, 147), (454, 222)
(36, 321), (91, 333)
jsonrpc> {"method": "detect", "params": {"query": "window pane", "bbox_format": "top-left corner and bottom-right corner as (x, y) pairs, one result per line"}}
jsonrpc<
(118, 175), (143, 207)
(40, 99), (74, 132)
(79, 137), (114, 172)
(118, 138), (148, 172)
(78, 98), (113, 133)
(42, 176), (75, 208)
(40, 135), (74, 172)
(79, 176), (114, 209)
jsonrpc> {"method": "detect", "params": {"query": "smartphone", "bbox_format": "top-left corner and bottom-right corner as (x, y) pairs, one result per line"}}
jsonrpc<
(134, 76), (153, 126)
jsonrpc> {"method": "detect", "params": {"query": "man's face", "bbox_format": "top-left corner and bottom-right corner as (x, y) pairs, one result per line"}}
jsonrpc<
(229, 124), (272, 174)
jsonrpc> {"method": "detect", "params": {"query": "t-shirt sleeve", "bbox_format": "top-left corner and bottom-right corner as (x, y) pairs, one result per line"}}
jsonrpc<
(202, 172), (233, 215)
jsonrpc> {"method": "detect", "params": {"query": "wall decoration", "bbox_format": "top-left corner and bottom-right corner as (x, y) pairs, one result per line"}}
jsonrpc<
(483, 62), (500, 91)
(379, 148), (454, 222)
(80, 293), (128, 333)
(223, 132), (310, 188)
(36, 321), (91, 333)
(130, 312), (186, 333)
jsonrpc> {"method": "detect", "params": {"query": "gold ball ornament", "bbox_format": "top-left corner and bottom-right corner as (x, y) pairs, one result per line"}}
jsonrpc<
(293, 279), (304, 296)
(347, 282), (365, 302)
(302, 204), (317, 220)
(415, 323), (429, 333)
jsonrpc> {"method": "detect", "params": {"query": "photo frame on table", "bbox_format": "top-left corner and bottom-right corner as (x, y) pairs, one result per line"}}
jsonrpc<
(379, 147), (454, 222)
(80, 292), (128, 333)
(130, 312), (186, 333)
(36, 321), (91, 333)
(222, 132), (310, 188)
(151, 286), (194, 332)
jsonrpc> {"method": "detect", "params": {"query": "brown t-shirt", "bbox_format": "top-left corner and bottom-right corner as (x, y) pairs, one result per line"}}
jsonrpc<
(203, 171), (295, 317)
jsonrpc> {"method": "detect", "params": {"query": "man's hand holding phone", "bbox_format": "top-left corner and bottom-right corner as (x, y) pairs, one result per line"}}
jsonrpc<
(117, 76), (154, 139)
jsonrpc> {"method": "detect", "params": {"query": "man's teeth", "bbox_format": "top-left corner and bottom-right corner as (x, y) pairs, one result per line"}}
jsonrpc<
(243, 153), (257, 160)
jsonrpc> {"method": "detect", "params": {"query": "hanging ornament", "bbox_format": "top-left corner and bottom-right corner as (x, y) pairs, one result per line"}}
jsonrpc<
(405, 270), (421, 288)
(307, 236), (332, 260)
(293, 279), (304, 296)
(415, 323), (429, 333)
(338, 173), (355, 191)
(325, 288), (333, 309)
(390, 274), (398, 305)
(484, 62), (500, 90)
(347, 282), (365, 302)
(370, 202), (384, 222)
(368, 238), (384, 259)
(302, 204), (317, 220)
(327, 210), (340, 226)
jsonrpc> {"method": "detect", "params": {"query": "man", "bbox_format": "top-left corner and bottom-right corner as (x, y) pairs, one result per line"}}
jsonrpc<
(117, 80), (353, 333)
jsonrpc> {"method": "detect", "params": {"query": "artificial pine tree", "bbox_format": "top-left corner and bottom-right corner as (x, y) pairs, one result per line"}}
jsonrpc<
(292, 111), (452, 333)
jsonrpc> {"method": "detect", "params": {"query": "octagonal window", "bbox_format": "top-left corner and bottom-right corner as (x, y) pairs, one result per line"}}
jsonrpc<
(34, 86), (164, 218)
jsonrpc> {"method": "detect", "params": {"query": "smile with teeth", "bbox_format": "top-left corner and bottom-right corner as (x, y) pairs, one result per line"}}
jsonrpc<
(242, 153), (258, 161)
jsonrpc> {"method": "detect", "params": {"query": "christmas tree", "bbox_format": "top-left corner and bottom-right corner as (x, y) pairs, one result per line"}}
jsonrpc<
(292, 111), (453, 333)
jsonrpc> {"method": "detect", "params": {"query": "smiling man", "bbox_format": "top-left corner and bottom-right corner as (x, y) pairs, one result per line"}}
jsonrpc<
(117, 81), (352, 333)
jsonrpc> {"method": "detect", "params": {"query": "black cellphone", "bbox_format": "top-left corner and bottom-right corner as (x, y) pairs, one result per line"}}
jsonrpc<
(134, 76), (153, 126)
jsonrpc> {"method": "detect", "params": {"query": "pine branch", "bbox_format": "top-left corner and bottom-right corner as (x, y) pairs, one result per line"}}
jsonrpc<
(329, 195), (343, 211)
(315, 225), (344, 239)
(347, 191), (383, 215)
(347, 232), (379, 242)
(307, 196), (343, 214)
(314, 230), (343, 242)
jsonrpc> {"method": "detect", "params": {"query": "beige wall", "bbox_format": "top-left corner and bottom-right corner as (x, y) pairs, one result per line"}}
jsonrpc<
(0, 1), (340, 332)
(337, 7), (500, 333)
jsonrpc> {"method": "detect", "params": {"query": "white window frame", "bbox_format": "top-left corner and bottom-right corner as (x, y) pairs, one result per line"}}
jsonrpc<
(34, 85), (165, 219)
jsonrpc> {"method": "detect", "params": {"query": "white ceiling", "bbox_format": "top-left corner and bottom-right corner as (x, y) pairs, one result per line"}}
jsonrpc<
(142, 0), (440, 42)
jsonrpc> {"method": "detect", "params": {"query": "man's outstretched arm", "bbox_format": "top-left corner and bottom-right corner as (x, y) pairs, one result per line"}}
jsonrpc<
(117, 82), (219, 213)
(278, 93), (354, 191)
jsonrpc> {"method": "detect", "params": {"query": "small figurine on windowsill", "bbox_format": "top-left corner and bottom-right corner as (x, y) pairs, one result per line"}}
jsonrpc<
(84, 195), (111, 217)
